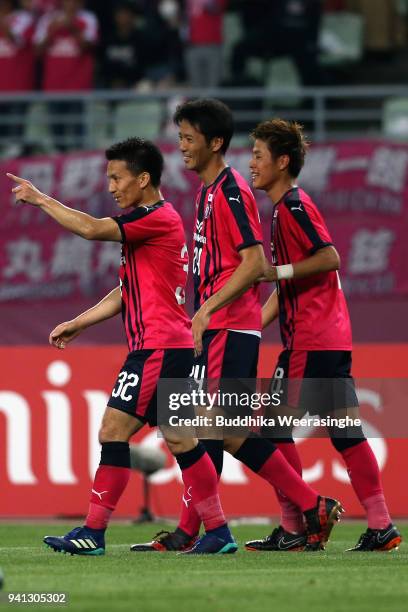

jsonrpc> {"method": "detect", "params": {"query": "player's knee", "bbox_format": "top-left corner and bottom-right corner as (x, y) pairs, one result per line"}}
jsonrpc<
(98, 422), (129, 444)
(166, 439), (184, 455)
(223, 436), (242, 455)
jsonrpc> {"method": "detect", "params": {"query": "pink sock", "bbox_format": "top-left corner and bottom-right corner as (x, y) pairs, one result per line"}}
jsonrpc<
(258, 449), (318, 512)
(86, 503), (112, 530)
(179, 489), (204, 537)
(274, 442), (305, 533)
(181, 452), (226, 532)
(341, 441), (391, 529)
(85, 465), (130, 530)
(178, 471), (221, 536)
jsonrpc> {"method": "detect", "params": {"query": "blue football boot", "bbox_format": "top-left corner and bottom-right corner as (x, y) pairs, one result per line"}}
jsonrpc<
(44, 526), (105, 556)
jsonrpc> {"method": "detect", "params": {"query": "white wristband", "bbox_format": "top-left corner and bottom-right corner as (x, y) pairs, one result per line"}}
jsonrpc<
(276, 264), (294, 280)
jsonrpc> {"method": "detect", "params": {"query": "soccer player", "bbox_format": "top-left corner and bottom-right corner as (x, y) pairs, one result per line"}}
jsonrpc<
(131, 99), (344, 554)
(7, 138), (238, 556)
(244, 118), (402, 552)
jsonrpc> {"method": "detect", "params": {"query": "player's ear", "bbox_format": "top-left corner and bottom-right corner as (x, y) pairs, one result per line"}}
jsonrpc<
(139, 172), (150, 189)
(211, 136), (224, 153)
(278, 155), (290, 172)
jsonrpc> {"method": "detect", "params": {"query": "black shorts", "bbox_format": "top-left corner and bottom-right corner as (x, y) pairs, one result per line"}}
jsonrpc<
(271, 350), (359, 415)
(190, 329), (260, 417)
(192, 329), (260, 379)
(108, 348), (194, 426)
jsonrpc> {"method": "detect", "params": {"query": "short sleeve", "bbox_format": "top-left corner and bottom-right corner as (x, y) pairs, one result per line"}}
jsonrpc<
(112, 203), (166, 244)
(283, 194), (333, 255)
(81, 11), (99, 43)
(220, 182), (263, 252)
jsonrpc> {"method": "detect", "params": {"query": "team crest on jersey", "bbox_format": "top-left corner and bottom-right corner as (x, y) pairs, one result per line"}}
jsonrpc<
(120, 250), (126, 265)
(204, 203), (212, 219)
(204, 193), (213, 219)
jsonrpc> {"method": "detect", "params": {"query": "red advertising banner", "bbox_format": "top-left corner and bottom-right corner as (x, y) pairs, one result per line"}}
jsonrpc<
(0, 140), (408, 302)
(1, 344), (407, 518)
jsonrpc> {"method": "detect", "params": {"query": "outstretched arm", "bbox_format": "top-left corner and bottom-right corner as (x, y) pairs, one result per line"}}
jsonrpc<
(7, 173), (121, 242)
(49, 286), (122, 349)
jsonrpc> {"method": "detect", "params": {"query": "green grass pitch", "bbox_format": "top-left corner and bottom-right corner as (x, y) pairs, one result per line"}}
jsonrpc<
(0, 522), (406, 612)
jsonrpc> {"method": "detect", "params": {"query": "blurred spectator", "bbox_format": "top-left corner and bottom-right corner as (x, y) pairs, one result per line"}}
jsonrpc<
(34, 0), (98, 91)
(34, 0), (99, 149)
(184, 0), (227, 88)
(136, 0), (184, 89)
(231, 0), (324, 86)
(0, 0), (35, 92)
(0, 0), (35, 138)
(21, 0), (58, 15)
(100, 2), (144, 89)
(87, 0), (122, 40)
(347, 0), (405, 54)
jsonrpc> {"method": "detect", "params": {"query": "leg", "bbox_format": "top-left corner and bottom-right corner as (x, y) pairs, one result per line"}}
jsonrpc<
(263, 350), (308, 535)
(45, 349), (165, 555)
(329, 407), (391, 529)
(225, 434), (317, 513)
(174, 438), (223, 539)
(44, 406), (142, 555)
(85, 407), (143, 530)
(329, 414), (402, 551)
(185, 46), (203, 88)
(203, 45), (223, 88)
(265, 435), (305, 535)
(324, 351), (398, 546)
(164, 431), (236, 554)
(129, 346), (232, 554)
(177, 330), (230, 538)
(241, 349), (346, 551)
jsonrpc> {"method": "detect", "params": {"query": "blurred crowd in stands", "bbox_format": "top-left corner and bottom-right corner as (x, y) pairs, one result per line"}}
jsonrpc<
(1, 0), (408, 95)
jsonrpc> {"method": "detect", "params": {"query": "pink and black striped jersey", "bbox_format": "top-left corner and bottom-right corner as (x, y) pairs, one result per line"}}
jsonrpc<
(192, 166), (263, 330)
(271, 187), (352, 351)
(113, 201), (193, 351)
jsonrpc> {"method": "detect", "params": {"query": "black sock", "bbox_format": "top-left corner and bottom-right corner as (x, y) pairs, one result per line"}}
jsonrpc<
(234, 434), (276, 473)
(100, 441), (130, 467)
(175, 442), (206, 470)
(200, 439), (224, 476)
(266, 437), (295, 445)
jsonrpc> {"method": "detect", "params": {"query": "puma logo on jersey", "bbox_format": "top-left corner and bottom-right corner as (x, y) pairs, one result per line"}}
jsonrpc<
(229, 195), (241, 204)
(290, 204), (303, 212)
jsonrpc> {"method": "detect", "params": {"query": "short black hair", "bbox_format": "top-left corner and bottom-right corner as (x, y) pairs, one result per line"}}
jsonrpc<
(251, 119), (308, 178)
(173, 98), (234, 154)
(105, 137), (163, 187)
